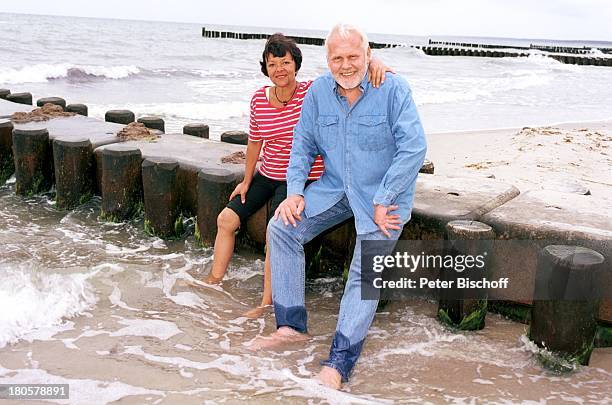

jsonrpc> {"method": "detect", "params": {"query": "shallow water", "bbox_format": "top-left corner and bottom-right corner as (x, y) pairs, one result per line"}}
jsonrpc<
(0, 181), (610, 404)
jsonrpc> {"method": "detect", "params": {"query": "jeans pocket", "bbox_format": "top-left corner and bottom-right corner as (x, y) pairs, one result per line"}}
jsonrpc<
(316, 115), (339, 150)
(358, 115), (392, 151)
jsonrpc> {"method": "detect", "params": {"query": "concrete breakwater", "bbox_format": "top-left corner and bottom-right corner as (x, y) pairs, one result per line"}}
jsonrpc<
(1, 93), (611, 365)
(201, 28), (612, 66)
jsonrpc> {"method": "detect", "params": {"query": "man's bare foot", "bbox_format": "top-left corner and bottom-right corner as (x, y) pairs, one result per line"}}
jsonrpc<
(243, 305), (271, 319)
(246, 326), (309, 350)
(315, 366), (342, 390)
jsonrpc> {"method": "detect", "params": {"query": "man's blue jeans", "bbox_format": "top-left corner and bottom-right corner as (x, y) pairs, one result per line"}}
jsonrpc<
(267, 195), (402, 382)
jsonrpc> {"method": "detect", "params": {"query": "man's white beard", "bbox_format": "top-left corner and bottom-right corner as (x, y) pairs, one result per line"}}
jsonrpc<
(335, 66), (367, 90)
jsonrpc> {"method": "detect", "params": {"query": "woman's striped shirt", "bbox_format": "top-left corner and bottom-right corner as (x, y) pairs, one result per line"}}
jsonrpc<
(249, 80), (324, 181)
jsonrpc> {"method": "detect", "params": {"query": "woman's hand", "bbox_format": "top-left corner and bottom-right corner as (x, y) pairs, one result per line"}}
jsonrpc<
(229, 181), (250, 204)
(368, 56), (396, 88)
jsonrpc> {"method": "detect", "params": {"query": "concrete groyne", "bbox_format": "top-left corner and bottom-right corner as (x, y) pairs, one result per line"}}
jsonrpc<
(1, 93), (610, 365)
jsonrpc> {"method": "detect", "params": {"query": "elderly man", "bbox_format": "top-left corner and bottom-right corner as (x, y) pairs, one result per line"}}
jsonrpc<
(251, 23), (427, 389)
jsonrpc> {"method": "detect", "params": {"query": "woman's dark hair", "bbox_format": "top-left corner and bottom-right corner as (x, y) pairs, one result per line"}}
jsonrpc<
(260, 33), (302, 77)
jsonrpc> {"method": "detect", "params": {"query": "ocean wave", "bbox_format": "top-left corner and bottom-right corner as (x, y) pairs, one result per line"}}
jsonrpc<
(0, 63), (141, 84)
(414, 71), (551, 106)
(522, 54), (582, 72)
(0, 265), (97, 348)
(195, 69), (246, 78)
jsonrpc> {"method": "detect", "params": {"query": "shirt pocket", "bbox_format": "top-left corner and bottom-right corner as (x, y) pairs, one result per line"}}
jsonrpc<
(316, 115), (339, 150)
(358, 115), (393, 151)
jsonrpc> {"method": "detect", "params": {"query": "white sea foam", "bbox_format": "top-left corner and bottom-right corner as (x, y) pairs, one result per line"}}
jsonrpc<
(88, 101), (248, 123)
(0, 266), (97, 348)
(107, 283), (140, 311)
(0, 63), (140, 84)
(110, 318), (182, 340)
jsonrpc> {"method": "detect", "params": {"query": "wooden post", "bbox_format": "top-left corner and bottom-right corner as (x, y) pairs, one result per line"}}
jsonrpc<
(183, 124), (209, 139)
(137, 116), (165, 132)
(438, 220), (495, 330)
(100, 144), (143, 222)
(221, 130), (248, 145)
(12, 128), (53, 196)
(142, 157), (181, 238)
(66, 104), (88, 116)
(105, 110), (135, 125)
(36, 97), (66, 109)
(53, 138), (94, 209)
(529, 245), (606, 367)
(6, 92), (32, 105)
(0, 120), (14, 184)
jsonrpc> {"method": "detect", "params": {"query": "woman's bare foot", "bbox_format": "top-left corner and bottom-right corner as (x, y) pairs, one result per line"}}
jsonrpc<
(243, 305), (271, 319)
(204, 273), (223, 284)
(246, 326), (309, 350)
(315, 366), (342, 390)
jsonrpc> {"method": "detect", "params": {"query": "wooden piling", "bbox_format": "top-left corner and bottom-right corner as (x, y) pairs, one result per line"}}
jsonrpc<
(221, 130), (248, 145)
(0, 120), (14, 184)
(137, 116), (165, 132)
(99, 144), (143, 222)
(36, 97), (66, 109)
(12, 128), (53, 196)
(105, 109), (135, 125)
(438, 220), (495, 330)
(65, 104), (88, 116)
(142, 157), (181, 238)
(6, 92), (32, 105)
(529, 245), (606, 367)
(53, 138), (94, 209)
(183, 124), (209, 138)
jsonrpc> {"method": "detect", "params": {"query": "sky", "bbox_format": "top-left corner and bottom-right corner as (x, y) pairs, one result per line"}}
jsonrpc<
(2, 0), (612, 41)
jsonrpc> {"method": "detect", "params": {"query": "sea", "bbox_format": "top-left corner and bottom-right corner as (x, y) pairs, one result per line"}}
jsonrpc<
(1, 12), (611, 404)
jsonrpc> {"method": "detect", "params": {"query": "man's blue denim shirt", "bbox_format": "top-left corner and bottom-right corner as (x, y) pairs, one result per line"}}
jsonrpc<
(287, 71), (427, 234)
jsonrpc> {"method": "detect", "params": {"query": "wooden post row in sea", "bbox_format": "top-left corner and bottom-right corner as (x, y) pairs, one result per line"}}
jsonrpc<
(201, 27), (612, 66)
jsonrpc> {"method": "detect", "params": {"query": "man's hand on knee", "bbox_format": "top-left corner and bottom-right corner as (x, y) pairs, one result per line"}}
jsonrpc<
(374, 204), (401, 237)
(274, 194), (305, 227)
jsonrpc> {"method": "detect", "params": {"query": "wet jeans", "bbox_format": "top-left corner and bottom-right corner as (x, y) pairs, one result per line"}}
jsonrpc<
(267, 195), (402, 382)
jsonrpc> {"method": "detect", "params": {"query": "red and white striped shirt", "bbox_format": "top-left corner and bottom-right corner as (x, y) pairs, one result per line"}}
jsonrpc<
(249, 80), (324, 181)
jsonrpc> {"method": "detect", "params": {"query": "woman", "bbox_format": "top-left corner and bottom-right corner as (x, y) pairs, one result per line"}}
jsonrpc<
(203, 33), (392, 317)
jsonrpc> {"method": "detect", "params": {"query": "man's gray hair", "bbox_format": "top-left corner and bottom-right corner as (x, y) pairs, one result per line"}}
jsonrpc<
(325, 23), (370, 54)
